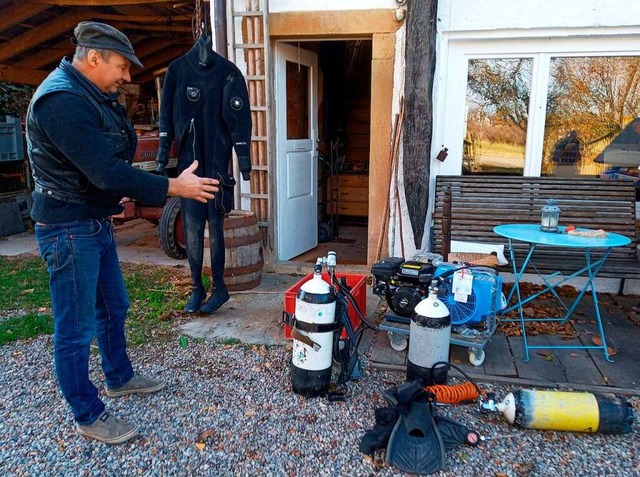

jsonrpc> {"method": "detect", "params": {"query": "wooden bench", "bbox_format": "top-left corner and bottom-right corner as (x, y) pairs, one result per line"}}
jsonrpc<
(432, 176), (640, 292)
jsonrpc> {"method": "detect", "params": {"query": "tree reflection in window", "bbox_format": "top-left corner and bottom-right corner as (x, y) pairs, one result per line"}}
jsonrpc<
(464, 58), (532, 175)
(544, 56), (640, 177)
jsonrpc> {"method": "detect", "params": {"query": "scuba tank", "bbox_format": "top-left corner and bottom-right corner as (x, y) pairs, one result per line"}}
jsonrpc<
(407, 280), (451, 385)
(481, 389), (634, 434)
(290, 260), (338, 398)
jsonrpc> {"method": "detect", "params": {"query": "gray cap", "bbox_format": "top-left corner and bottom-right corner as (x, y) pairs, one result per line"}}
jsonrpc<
(72, 21), (143, 68)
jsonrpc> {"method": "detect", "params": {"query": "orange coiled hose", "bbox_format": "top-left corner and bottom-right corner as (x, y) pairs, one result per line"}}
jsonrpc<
(424, 382), (482, 404)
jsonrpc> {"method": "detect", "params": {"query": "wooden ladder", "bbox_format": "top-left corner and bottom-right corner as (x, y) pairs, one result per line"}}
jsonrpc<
(227, 0), (271, 230)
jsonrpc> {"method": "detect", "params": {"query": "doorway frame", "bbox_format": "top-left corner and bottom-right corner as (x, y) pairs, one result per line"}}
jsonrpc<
(269, 9), (400, 265)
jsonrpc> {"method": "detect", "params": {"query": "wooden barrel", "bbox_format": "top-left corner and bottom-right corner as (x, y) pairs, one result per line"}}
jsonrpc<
(203, 210), (264, 291)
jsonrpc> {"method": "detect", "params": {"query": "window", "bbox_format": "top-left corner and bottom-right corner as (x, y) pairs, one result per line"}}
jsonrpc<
(543, 56), (640, 177)
(464, 58), (533, 175)
(441, 35), (640, 179)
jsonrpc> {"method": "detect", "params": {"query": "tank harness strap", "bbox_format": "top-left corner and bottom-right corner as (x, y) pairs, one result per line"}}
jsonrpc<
(292, 318), (340, 334)
(288, 317), (339, 352)
(290, 328), (320, 351)
(282, 312), (339, 334)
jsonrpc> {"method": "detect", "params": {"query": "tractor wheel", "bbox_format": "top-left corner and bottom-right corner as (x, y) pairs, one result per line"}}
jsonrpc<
(159, 196), (186, 259)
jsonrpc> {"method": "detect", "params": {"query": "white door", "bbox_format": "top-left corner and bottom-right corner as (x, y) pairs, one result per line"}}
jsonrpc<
(276, 42), (319, 260)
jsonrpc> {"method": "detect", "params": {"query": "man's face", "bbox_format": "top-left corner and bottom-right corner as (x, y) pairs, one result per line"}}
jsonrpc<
(91, 50), (132, 94)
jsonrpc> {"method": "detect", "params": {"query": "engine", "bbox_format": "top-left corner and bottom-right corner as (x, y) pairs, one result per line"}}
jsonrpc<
(371, 254), (442, 317)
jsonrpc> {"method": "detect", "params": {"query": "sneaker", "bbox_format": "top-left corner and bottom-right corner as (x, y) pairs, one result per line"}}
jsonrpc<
(105, 374), (166, 398)
(76, 411), (138, 444)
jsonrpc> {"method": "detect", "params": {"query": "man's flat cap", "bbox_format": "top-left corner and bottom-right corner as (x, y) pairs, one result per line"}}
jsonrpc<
(72, 21), (143, 68)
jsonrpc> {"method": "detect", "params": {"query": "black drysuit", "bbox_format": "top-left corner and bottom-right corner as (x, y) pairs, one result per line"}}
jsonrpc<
(156, 36), (252, 312)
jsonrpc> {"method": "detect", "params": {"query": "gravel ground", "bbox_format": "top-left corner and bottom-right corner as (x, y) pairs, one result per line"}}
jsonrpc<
(1, 335), (639, 477)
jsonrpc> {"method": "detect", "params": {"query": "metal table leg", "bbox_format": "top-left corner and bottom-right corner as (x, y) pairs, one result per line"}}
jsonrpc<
(500, 243), (615, 363)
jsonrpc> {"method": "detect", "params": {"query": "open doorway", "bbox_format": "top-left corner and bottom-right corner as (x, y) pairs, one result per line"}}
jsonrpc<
(276, 39), (372, 265)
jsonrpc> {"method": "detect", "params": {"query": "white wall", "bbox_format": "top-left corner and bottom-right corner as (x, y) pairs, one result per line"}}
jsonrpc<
(439, 0), (640, 32)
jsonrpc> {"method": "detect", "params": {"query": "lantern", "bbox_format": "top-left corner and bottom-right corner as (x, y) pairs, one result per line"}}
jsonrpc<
(540, 199), (561, 233)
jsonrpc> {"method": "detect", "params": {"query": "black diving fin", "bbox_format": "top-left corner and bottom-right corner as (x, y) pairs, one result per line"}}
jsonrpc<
(385, 394), (447, 475)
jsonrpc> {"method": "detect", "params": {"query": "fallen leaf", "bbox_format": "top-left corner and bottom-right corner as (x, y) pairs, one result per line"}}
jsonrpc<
(592, 334), (618, 356)
(536, 351), (553, 357)
(195, 442), (205, 451)
(199, 429), (215, 440)
(545, 355), (554, 361)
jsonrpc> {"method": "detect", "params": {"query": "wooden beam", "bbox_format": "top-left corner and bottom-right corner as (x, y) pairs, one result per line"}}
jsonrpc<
(110, 21), (192, 33)
(402, 0), (438, 248)
(270, 10), (400, 37)
(88, 13), (191, 23)
(132, 46), (189, 83)
(0, 64), (48, 86)
(0, 3), (51, 34)
(134, 38), (187, 59)
(0, 13), (85, 63)
(28, 0), (172, 5)
(14, 38), (74, 69)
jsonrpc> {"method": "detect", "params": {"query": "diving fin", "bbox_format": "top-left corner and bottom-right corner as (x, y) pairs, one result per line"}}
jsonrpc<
(435, 414), (481, 451)
(386, 395), (446, 475)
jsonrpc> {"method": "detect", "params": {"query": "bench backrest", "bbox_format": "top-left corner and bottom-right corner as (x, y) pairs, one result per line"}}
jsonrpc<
(432, 176), (638, 277)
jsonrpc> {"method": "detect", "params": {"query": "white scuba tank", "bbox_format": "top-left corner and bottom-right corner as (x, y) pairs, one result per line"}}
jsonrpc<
(407, 281), (451, 385)
(291, 268), (337, 397)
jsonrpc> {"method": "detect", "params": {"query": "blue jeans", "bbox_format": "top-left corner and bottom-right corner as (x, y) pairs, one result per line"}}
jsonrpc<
(36, 218), (134, 425)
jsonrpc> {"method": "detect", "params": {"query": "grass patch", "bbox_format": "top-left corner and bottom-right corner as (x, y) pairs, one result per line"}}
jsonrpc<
(0, 256), (51, 312)
(123, 264), (188, 346)
(0, 312), (53, 345)
(0, 256), (190, 346)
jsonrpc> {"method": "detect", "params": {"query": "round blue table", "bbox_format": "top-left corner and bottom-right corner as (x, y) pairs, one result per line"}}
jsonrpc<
(494, 224), (631, 363)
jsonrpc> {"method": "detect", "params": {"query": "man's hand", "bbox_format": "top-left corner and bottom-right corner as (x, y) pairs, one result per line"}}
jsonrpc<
(167, 161), (218, 203)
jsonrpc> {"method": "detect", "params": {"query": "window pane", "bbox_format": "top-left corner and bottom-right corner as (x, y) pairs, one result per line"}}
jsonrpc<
(543, 56), (640, 177)
(286, 60), (310, 140)
(463, 58), (532, 175)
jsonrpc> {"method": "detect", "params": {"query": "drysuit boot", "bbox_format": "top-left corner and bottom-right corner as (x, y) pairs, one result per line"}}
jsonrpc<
(200, 282), (230, 314)
(183, 286), (206, 313)
(386, 395), (446, 475)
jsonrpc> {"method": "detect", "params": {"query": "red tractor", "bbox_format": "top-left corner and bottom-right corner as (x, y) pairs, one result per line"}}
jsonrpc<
(113, 134), (186, 259)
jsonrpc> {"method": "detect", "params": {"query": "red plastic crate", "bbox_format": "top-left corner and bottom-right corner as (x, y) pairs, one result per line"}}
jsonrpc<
(284, 272), (367, 340)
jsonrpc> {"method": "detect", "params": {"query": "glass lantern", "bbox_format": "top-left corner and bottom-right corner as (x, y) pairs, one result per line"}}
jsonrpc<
(540, 199), (561, 233)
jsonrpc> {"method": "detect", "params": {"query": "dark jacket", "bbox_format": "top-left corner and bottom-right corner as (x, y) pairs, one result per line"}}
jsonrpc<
(156, 38), (252, 185)
(27, 58), (169, 223)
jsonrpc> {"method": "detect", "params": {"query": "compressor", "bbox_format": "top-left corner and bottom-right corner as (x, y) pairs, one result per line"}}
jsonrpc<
(407, 280), (451, 385)
(290, 255), (338, 398)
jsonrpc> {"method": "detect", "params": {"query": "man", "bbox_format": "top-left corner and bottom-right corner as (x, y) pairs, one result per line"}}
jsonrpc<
(26, 21), (218, 444)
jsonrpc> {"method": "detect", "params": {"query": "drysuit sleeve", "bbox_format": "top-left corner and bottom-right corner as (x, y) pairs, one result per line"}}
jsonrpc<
(156, 65), (177, 174)
(222, 70), (252, 180)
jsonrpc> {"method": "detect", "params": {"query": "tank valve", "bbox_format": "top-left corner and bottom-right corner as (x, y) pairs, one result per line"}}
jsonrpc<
(316, 251), (337, 273)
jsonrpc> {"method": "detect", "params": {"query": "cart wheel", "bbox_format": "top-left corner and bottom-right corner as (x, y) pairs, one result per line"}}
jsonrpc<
(468, 348), (485, 366)
(159, 197), (186, 259)
(388, 332), (408, 351)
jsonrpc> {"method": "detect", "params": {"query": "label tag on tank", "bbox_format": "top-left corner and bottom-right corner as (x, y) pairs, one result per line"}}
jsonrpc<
(453, 269), (473, 302)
